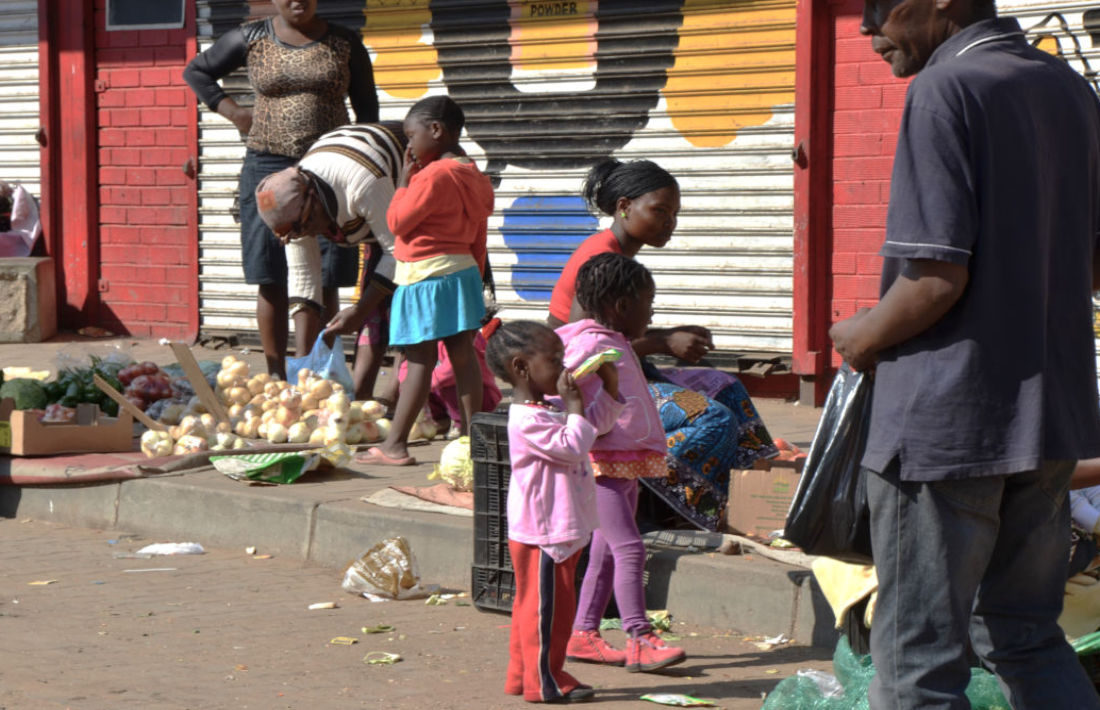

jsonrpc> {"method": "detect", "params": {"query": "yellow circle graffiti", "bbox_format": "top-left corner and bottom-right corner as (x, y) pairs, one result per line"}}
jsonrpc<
(664, 0), (796, 148)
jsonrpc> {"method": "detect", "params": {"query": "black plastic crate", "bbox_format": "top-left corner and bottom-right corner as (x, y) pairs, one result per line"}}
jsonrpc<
(469, 410), (592, 615)
(471, 411), (514, 613)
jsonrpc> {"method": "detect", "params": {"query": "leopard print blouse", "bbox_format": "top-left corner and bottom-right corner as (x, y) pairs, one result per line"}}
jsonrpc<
(184, 18), (378, 159)
(247, 21), (353, 157)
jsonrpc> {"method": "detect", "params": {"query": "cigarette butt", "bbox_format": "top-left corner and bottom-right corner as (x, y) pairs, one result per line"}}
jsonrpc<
(308, 602), (338, 610)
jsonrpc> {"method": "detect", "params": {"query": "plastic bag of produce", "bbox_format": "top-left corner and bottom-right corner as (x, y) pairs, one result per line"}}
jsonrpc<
(286, 334), (354, 394)
(341, 536), (432, 600)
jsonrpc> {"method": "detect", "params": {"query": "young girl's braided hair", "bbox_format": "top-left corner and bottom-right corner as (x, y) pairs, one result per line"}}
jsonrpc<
(574, 252), (654, 322)
(581, 159), (678, 216)
(407, 95), (466, 133)
(484, 319), (556, 383)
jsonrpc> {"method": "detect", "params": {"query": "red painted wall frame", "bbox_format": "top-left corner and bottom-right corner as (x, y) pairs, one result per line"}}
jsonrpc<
(37, 0), (199, 339)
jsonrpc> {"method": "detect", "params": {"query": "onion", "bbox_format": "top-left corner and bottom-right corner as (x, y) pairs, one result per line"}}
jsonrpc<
(308, 427), (327, 445)
(326, 393), (351, 414)
(274, 404), (298, 427)
(226, 360), (249, 379)
(173, 434), (209, 455)
(226, 386), (251, 406)
(362, 420), (381, 443)
(261, 399), (279, 413)
(227, 403), (244, 420)
(279, 388), (302, 409)
(309, 379), (333, 400)
(297, 368), (314, 387)
(287, 421), (311, 444)
(221, 355), (239, 369)
(263, 382), (281, 398)
(266, 422), (288, 444)
(199, 413), (217, 433)
(361, 400), (386, 421)
(347, 402), (365, 424)
(374, 418), (391, 441)
(217, 369), (240, 389)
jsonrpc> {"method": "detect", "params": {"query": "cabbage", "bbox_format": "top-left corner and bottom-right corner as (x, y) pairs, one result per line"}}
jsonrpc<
(430, 436), (473, 491)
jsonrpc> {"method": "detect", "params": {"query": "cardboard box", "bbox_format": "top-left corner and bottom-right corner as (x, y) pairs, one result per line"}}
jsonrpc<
(726, 458), (804, 537)
(0, 398), (134, 456)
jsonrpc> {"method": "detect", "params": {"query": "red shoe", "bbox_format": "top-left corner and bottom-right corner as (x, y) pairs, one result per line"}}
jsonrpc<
(565, 630), (627, 666)
(624, 632), (685, 673)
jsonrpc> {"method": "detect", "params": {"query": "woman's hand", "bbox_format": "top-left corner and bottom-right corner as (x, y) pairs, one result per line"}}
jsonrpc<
(595, 361), (619, 400)
(225, 104), (252, 136)
(557, 370), (584, 416)
(399, 144), (420, 188)
(664, 326), (713, 363)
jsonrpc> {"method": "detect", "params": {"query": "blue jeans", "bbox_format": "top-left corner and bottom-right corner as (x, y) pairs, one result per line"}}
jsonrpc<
(867, 460), (1099, 710)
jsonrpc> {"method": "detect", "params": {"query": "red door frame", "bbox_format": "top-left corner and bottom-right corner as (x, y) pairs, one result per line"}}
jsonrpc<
(791, 0), (837, 405)
(39, 0), (99, 330)
(184, 1), (200, 341)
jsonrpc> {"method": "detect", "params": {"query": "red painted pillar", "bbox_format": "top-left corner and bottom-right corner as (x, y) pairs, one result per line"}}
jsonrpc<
(40, 0), (99, 329)
(791, 0), (835, 405)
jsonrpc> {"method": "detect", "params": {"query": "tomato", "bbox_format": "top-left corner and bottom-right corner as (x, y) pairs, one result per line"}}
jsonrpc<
(139, 361), (160, 376)
(118, 365), (136, 386)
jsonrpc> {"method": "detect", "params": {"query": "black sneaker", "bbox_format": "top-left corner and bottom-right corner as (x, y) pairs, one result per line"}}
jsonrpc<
(546, 685), (595, 704)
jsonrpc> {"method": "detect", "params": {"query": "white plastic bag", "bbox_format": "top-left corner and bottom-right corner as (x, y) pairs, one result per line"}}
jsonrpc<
(0, 184), (42, 257)
(341, 536), (432, 600)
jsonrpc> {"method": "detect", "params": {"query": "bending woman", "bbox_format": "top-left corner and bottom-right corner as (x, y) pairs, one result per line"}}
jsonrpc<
(548, 159), (777, 531)
(184, 0), (378, 378)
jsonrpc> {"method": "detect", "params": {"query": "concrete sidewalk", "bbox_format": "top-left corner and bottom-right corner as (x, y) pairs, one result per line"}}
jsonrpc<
(0, 336), (833, 646)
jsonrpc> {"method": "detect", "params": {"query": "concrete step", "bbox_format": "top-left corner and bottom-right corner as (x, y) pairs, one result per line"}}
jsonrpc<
(0, 468), (839, 647)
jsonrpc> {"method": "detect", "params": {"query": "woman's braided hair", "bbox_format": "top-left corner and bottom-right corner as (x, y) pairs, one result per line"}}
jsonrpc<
(574, 252), (654, 323)
(581, 158), (678, 216)
(406, 95), (466, 133)
(484, 320), (557, 383)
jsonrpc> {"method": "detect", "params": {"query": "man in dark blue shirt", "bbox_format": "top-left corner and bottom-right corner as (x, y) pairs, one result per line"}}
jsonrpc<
(830, 0), (1100, 706)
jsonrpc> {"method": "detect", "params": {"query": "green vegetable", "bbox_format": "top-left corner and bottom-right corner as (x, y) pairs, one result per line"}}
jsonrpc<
(0, 378), (48, 410)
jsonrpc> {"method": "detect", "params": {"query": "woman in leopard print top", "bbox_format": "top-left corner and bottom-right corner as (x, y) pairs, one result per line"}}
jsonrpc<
(184, 0), (378, 378)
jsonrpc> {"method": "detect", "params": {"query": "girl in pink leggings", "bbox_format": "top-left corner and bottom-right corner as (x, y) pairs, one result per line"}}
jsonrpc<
(555, 252), (686, 673)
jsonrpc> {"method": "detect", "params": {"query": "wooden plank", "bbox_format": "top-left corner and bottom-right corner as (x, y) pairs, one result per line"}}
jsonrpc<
(92, 373), (166, 432)
(167, 342), (230, 423)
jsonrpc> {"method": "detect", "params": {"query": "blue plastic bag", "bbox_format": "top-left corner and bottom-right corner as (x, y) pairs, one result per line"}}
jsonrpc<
(286, 334), (355, 394)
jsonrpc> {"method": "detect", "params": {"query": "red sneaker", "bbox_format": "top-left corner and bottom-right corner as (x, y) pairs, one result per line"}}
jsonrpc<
(566, 630), (627, 666)
(624, 632), (686, 673)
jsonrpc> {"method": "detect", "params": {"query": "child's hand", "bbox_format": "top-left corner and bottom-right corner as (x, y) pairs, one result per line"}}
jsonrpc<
(557, 370), (584, 416)
(400, 144), (421, 187)
(595, 361), (619, 400)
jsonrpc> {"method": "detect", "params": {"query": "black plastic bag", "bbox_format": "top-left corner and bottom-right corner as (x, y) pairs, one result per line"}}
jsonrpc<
(784, 364), (873, 563)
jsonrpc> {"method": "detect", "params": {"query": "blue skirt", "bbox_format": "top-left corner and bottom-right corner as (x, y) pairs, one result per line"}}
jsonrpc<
(389, 265), (486, 346)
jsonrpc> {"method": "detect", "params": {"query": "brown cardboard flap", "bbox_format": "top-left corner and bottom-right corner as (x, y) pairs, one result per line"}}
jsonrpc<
(0, 397), (134, 456)
(169, 342), (229, 422)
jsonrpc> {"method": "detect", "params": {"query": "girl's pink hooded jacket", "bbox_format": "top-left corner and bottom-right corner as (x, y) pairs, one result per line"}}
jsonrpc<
(554, 318), (666, 460)
(506, 388), (622, 546)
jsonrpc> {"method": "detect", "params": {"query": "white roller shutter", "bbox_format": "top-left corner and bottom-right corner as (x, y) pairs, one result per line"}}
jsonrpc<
(0, 0), (39, 199)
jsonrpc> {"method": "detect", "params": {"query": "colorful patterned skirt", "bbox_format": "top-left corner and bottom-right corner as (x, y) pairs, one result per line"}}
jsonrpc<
(640, 367), (778, 531)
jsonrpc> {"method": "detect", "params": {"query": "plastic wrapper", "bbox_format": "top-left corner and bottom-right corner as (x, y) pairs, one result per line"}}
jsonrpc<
(762, 635), (1008, 710)
(211, 449), (326, 484)
(341, 536), (432, 600)
(0, 184), (42, 257)
(286, 334), (355, 394)
(783, 364), (873, 563)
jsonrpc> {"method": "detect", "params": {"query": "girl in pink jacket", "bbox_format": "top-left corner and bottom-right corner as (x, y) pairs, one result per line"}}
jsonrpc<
(559, 252), (687, 673)
(484, 319), (620, 704)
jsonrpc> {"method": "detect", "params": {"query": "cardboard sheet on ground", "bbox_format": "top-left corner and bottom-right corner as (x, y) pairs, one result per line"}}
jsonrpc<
(362, 484), (473, 518)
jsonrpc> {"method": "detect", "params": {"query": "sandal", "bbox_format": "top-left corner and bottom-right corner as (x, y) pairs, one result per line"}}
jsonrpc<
(355, 446), (417, 467)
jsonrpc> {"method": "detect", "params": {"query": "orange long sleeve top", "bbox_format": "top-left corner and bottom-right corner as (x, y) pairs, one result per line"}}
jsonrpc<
(386, 158), (494, 273)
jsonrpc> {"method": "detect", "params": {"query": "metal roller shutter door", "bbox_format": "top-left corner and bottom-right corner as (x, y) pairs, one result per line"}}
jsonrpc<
(367, 0), (796, 356)
(0, 0), (40, 200)
(194, 0), (366, 340)
(196, 1), (797, 357)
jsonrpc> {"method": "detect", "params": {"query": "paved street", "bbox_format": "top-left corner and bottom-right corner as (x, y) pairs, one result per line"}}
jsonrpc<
(0, 519), (830, 710)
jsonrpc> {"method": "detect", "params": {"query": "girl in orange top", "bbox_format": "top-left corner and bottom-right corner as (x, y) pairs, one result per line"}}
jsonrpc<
(359, 96), (495, 466)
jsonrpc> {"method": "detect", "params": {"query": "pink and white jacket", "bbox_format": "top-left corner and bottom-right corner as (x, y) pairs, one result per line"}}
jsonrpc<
(506, 387), (622, 547)
(554, 318), (666, 461)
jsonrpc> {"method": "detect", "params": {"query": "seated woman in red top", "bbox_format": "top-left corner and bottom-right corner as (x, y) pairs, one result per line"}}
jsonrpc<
(548, 159), (778, 531)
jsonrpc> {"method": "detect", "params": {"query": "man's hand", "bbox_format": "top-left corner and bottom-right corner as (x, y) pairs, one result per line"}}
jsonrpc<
(829, 308), (877, 371)
(664, 326), (713, 363)
(325, 303), (368, 338)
